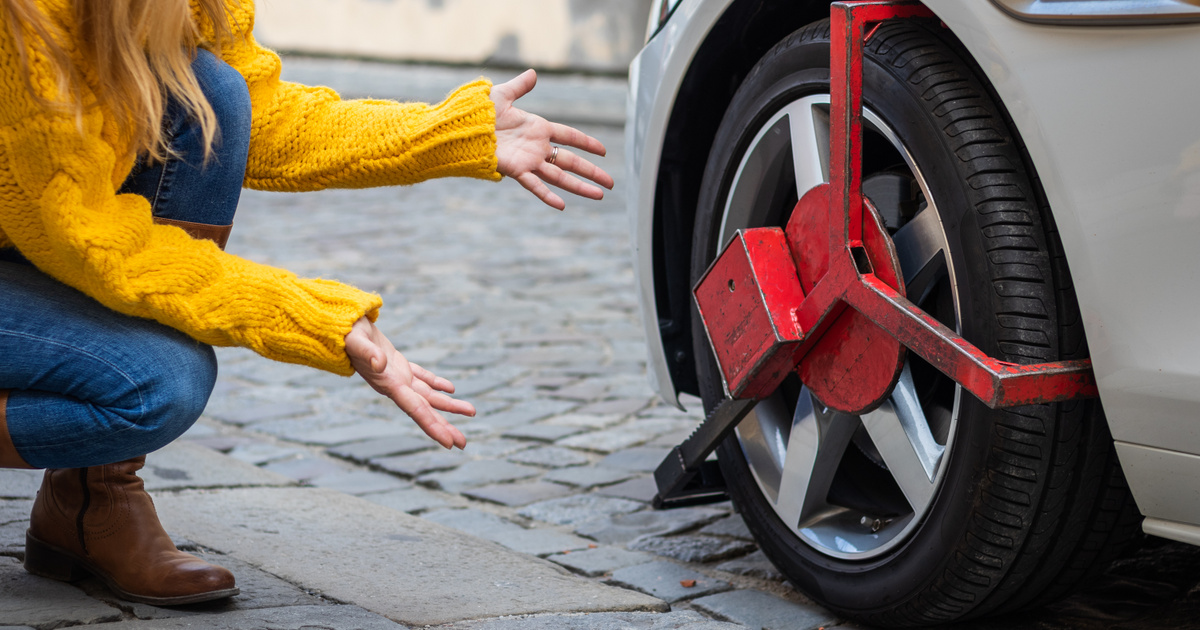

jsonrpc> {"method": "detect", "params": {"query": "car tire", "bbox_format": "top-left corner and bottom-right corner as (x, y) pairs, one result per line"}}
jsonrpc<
(690, 18), (1141, 626)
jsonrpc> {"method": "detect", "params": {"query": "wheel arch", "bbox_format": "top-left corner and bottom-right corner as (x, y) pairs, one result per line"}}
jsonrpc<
(647, 0), (831, 402)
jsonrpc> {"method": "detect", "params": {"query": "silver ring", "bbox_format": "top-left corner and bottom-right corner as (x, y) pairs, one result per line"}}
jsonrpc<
(547, 146), (559, 165)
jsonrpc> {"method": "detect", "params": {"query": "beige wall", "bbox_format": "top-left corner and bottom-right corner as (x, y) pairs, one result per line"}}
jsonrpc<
(253, 0), (652, 73)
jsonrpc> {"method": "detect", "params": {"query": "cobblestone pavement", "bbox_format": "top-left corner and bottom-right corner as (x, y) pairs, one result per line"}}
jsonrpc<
(3, 59), (1200, 629)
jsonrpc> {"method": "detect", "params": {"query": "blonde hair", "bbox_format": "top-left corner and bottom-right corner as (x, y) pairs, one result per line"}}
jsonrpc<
(2, 0), (234, 162)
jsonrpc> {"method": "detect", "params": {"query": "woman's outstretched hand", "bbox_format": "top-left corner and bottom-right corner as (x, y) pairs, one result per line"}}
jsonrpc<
(345, 317), (470, 449)
(491, 69), (615, 210)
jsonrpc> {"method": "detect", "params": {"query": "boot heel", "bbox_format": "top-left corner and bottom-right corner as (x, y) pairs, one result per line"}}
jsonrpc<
(24, 531), (89, 582)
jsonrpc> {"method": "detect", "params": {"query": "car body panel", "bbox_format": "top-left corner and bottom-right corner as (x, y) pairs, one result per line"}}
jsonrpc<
(626, 0), (735, 409)
(627, 0), (1200, 532)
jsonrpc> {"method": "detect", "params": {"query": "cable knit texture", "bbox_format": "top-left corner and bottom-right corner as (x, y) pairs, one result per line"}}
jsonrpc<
(0, 0), (501, 375)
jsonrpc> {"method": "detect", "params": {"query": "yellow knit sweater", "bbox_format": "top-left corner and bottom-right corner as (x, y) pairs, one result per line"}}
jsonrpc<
(0, 0), (501, 375)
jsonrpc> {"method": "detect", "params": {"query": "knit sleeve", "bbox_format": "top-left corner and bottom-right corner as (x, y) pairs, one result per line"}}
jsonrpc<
(0, 109), (382, 376)
(217, 3), (501, 192)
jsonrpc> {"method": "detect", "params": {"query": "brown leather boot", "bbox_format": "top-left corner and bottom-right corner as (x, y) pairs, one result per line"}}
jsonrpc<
(0, 391), (32, 469)
(25, 456), (238, 605)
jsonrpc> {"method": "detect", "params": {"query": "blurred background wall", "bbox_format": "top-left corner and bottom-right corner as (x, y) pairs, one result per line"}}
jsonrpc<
(253, 0), (653, 74)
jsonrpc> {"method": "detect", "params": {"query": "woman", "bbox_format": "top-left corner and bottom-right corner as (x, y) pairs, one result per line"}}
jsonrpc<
(0, 0), (613, 606)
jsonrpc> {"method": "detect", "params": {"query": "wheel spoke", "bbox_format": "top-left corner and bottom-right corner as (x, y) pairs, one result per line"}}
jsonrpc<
(860, 363), (943, 509)
(774, 395), (857, 529)
(891, 206), (946, 303)
(783, 100), (830, 199)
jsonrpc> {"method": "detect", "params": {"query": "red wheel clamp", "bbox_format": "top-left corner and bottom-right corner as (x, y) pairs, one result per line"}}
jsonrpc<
(653, 0), (1098, 509)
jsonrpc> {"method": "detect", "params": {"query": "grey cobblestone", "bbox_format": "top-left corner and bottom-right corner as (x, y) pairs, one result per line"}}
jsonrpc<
(626, 536), (756, 564)
(373, 450), (471, 477)
(606, 562), (732, 604)
(548, 547), (658, 577)
(327, 435), (434, 462)
(463, 481), (576, 507)
(542, 466), (636, 489)
(518, 495), (644, 527)
(507, 445), (591, 468)
(690, 590), (837, 630)
(418, 460), (541, 493)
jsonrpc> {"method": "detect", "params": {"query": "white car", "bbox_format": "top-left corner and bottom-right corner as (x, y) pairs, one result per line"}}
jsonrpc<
(625, 0), (1200, 625)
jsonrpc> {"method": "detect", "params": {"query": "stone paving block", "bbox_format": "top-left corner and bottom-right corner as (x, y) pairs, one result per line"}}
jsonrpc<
(600, 447), (671, 473)
(464, 481), (576, 507)
(627, 536), (757, 564)
(261, 455), (350, 482)
(309, 469), (411, 495)
(422, 508), (525, 538)
(182, 436), (255, 453)
(373, 450), (470, 477)
(543, 466), (636, 489)
(447, 373), (510, 397)
(85, 605), (404, 629)
(226, 442), (307, 465)
(557, 427), (657, 454)
(606, 562), (732, 604)
(440, 610), (743, 629)
(700, 515), (755, 541)
(691, 589), (837, 630)
(507, 348), (604, 366)
(144, 442), (295, 490)
(550, 380), (611, 401)
(0, 556), (121, 627)
(0, 470), (42, 499)
(520, 375), (578, 389)
(714, 550), (784, 581)
(490, 528), (597, 557)
(594, 476), (658, 503)
(474, 400), (580, 430)
(575, 398), (651, 416)
(180, 422), (220, 439)
(206, 401), (312, 426)
(519, 495), (644, 526)
(543, 414), (625, 429)
(77, 552), (327, 618)
(437, 350), (508, 369)
(462, 438), (532, 459)
(246, 414), (357, 438)
(328, 435), (434, 462)
(156, 487), (666, 625)
(419, 460), (541, 493)
(575, 507), (728, 545)
(502, 424), (587, 443)
(548, 547), (658, 577)
(290, 420), (413, 446)
(507, 445), (592, 468)
(0, 500), (32, 527)
(363, 486), (455, 514)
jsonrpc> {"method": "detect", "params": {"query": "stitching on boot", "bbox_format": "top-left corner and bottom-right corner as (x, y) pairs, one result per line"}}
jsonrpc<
(76, 468), (90, 556)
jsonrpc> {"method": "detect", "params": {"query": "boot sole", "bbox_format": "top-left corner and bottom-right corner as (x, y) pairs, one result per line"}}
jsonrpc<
(24, 530), (240, 606)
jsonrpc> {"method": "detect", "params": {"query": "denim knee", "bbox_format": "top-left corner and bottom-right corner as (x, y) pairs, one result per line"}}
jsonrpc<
(193, 48), (252, 166)
(131, 340), (218, 454)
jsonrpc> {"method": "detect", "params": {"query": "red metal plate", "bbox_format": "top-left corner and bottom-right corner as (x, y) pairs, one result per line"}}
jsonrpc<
(787, 183), (906, 415)
(694, 228), (806, 399)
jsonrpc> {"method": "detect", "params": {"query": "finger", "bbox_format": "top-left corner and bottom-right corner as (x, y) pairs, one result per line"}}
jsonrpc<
(548, 150), (614, 192)
(537, 162), (605, 201)
(427, 391), (477, 417)
(515, 171), (565, 211)
(494, 68), (537, 105)
(410, 362), (455, 393)
(395, 386), (461, 449)
(549, 122), (607, 157)
(407, 378), (475, 417)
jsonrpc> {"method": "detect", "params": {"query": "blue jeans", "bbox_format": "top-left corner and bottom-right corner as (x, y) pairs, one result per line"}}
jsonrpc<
(0, 49), (252, 468)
